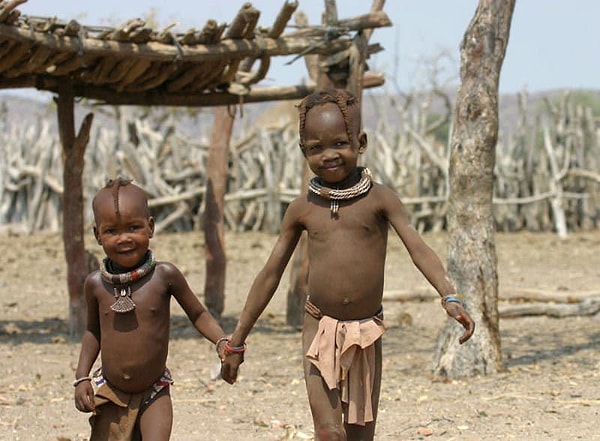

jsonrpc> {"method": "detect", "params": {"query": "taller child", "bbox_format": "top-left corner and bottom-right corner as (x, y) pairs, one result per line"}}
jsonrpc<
(221, 89), (475, 440)
(74, 178), (228, 440)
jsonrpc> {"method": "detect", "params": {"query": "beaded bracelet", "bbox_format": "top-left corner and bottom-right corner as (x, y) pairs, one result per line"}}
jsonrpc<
(441, 294), (467, 308)
(73, 376), (92, 387)
(224, 340), (247, 355)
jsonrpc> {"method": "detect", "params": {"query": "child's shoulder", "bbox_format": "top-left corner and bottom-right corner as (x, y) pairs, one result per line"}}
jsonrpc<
(369, 181), (400, 199)
(84, 269), (102, 285)
(153, 260), (184, 278)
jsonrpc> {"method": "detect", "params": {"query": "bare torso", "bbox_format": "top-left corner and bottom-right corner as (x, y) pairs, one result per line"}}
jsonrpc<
(89, 265), (172, 393)
(300, 184), (389, 320)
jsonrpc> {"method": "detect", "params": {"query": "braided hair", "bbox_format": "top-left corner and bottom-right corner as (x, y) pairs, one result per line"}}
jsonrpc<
(103, 177), (133, 216)
(297, 89), (360, 150)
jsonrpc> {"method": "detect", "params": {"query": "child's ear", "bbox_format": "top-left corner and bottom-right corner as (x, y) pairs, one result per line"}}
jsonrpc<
(358, 131), (367, 154)
(148, 217), (155, 238)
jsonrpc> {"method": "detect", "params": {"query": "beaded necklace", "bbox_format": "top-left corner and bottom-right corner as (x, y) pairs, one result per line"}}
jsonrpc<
(100, 250), (156, 313)
(308, 167), (373, 216)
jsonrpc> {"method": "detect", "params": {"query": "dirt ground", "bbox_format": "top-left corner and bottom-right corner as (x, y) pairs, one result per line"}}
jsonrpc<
(0, 228), (599, 440)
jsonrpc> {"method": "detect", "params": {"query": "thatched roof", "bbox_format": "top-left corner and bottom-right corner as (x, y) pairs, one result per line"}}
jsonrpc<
(0, 0), (391, 106)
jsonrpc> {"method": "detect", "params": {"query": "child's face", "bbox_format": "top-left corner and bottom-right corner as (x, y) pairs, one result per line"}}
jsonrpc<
(301, 102), (366, 184)
(93, 187), (154, 270)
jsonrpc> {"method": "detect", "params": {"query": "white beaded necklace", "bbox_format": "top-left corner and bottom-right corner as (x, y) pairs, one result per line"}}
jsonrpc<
(308, 167), (373, 215)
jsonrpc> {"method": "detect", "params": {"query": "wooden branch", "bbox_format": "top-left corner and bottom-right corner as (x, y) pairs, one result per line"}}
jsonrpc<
(384, 288), (600, 304)
(154, 201), (189, 234)
(147, 187), (206, 208)
(0, 24), (353, 62)
(35, 74), (384, 106)
(568, 168), (600, 184)
(500, 298), (600, 318)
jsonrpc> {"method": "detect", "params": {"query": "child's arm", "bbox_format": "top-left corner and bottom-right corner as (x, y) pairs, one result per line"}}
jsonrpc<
(74, 276), (101, 413)
(163, 263), (227, 345)
(221, 200), (304, 383)
(382, 186), (475, 343)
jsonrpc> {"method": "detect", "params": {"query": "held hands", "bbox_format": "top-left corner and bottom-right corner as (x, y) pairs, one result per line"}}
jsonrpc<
(216, 337), (245, 384)
(442, 295), (475, 344)
(73, 378), (95, 413)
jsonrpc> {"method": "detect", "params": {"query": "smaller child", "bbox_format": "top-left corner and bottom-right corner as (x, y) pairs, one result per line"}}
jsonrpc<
(74, 178), (228, 440)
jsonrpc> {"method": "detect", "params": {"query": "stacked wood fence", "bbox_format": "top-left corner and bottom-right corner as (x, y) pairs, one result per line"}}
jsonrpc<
(1, 90), (599, 236)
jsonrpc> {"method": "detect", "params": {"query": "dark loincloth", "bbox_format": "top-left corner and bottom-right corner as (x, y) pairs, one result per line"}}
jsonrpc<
(89, 367), (173, 441)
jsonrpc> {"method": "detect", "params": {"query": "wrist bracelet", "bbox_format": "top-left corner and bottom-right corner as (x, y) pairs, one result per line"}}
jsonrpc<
(215, 336), (229, 355)
(73, 376), (92, 387)
(441, 294), (467, 308)
(224, 340), (246, 355)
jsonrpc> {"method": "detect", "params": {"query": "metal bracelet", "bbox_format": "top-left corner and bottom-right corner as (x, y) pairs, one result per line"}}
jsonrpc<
(441, 294), (467, 308)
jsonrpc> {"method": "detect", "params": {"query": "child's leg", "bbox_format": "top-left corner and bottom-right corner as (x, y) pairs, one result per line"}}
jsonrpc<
(302, 313), (346, 441)
(89, 402), (123, 441)
(344, 338), (382, 441)
(138, 387), (173, 441)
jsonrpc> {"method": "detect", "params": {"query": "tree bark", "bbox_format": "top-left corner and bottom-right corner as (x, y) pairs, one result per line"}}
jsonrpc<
(433, 0), (516, 377)
(57, 81), (94, 338)
(204, 105), (235, 319)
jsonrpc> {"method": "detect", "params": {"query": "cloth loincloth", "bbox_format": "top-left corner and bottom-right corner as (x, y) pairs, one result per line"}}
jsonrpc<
(305, 299), (385, 426)
(89, 367), (173, 441)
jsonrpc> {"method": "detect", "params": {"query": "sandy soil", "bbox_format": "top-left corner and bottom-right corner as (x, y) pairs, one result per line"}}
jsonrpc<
(1, 229), (599, 440)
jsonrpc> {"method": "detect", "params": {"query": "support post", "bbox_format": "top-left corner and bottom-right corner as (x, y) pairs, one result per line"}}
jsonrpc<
(57, 81), (94, 338)
(204, 105), (236, 319)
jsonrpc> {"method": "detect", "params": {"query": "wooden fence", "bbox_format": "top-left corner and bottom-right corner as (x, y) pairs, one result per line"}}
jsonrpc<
(1, 91), (598, 235)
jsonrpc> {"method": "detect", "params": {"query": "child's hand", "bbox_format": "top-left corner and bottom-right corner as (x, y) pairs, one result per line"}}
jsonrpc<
(221, 353), (244, 384)
(444, 303), (475, 344)
(74, 381), (95, 413)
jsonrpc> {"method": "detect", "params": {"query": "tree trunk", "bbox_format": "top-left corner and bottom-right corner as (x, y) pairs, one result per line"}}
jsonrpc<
(57, 82), (94, 338)
(204, 105), (235, 319)
(433, 0), (515, 377)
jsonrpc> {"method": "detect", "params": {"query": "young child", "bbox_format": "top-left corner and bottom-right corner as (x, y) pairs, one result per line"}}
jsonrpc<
(74, 178), (229, 440)
(220, 89), (475, 440)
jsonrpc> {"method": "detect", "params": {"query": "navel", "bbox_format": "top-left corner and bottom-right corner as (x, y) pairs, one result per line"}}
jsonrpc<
(342, 297), (352, 305)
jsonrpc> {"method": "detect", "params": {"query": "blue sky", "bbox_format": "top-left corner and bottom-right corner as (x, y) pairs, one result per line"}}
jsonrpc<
(13, 1), (600, 94)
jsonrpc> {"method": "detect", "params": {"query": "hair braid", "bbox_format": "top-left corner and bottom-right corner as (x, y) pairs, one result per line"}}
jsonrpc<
(297, 88), (359, 149)
(104, 177), (132, 216)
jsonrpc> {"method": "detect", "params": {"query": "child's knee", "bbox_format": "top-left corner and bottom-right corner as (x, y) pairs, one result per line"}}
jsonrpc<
(315, 423), (346, 441)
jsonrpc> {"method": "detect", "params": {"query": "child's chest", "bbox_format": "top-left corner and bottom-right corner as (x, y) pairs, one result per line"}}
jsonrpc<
(98, 278), (170, 317)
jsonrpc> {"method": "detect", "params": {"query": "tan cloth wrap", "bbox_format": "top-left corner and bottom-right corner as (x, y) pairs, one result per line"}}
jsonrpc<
(305, 300), (385, 426)
(90, 382), (151, 441)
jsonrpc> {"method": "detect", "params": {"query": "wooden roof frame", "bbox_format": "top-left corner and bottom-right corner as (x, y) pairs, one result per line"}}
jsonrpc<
(0, 0), (392, 335)
(0, 0), (391, 106)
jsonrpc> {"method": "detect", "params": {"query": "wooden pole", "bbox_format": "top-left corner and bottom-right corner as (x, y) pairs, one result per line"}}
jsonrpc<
(204, 105), (235, 319)
(56, 81), (94, 338)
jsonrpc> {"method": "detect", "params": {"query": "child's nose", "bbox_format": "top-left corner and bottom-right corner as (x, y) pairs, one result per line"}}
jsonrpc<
(322, 147), (339, 159)
(116, 231), (132, 242)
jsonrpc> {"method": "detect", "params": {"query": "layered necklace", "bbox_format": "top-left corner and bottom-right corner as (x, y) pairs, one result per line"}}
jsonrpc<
(308, 167), (373, 216)
(100, 250), (156, 313)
